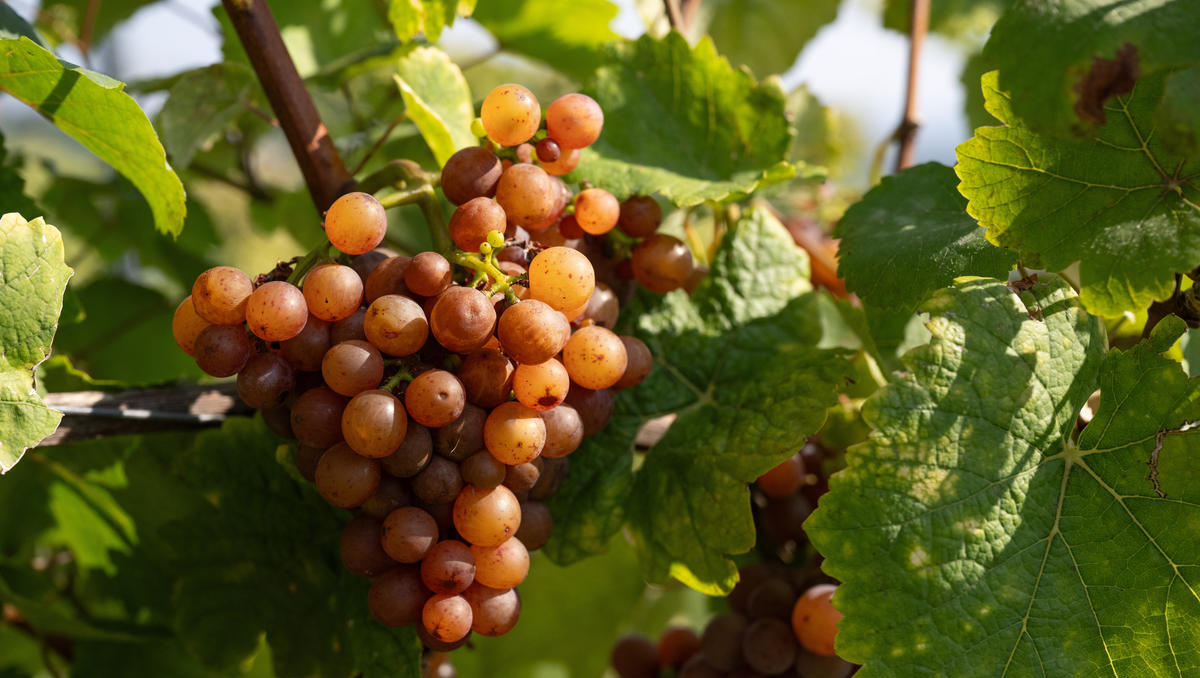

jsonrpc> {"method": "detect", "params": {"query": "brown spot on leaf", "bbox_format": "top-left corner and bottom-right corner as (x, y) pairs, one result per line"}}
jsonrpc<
(1075, 43), (1139, 125)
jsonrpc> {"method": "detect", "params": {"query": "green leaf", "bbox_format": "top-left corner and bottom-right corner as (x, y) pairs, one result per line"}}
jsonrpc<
(955, 71), (1200, 317)
(158, 63), (257, 169)
(39, 0), (155, 45)
(0, 213), (72, 473)
(786, 85), (846, 177)
(808, 278), (1200, 675)
(388, 0), (476, 43)
(883, 0), (1008, 40)
(546, 207), (852, 592)
(835, 163), (1017, 310)
(52, 277), (203, 385)
(472, 0), (618, 81)
(0, 37), (186, 236)
(707, 0), (839, 77)
(0, 133), (39, 219)
(982, 0), (1200, 141)
(0, 5), (42, 44)
(393, 46), (475, 167)
(572, 33), (810, 206)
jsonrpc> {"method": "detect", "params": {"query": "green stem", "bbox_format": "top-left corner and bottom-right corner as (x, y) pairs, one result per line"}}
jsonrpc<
(286, 240), (332, 284)
(358, 159), (438, 195)
(418, 191), (453, 255)
(381, 368), (414, 392)
(451, 250), (517, 293)
(378, 184), (433, 209)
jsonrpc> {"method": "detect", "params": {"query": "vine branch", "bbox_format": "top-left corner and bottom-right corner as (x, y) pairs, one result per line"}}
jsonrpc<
(221, 0), (355, 212)
(894, 0), (930, 173)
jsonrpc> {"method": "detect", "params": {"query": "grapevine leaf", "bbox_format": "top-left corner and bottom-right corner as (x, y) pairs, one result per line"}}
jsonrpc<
(0, 4), (41, 44)
(0, 133), (39, 219)
(158, 63), (257, 169)
(809, 278), (1200, 676)
(0, 37), (186, 236)
(387, 0), (476, 43)
(38, 0), (155, 45)
(707, 0), (839, 77)
(834, 163), (1016, 310)
(573, 33), (813, 206)
(955, 71), (1200, 317)
(982, 0), (1200, 142)
(546, 207), (852, 592)
(393, 46), (475, 167)
(0, 214), (72, 473)
(472, 0), (617, 81)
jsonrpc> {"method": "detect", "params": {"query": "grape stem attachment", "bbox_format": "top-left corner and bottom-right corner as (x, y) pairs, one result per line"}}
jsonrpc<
(381, 368), (415, 393)
(286, 240), (333, 285)
(358, 159), (453, 255)
(451, 248), (522, 303)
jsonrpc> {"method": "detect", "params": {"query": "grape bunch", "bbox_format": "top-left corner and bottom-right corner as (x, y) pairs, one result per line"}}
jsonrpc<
(610, 563), (850, 678)
(170, 83), (674, 664)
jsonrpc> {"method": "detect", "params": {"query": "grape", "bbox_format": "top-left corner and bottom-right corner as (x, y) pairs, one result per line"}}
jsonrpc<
(456, 348), (515, 408)
(701, 612), (748, 671)
(497, 299), (570, 365)
(470, 536), (529, 589)
(449, 198), (507, 252)
(611, 634), (659, 678)
(191, 266), (253, 325)
(791, 584), (841, 657)
(514, 500), (552, 550)
(461, 450), (507, 489)
(339, 514), (396, 577)
(237, 352), (295, 408)
(368, 566), (429, 627)
(618, 196), (662, 238)
(303, 264), (363, 322)
(632, 234), (694, 294)
(515, 143), (534, 164)
(330, 308), (368, 343)
(582, 282), (619, 328)
(423, 593), (473, 643)
(564, 384), (613, 436)
(742, 618), (797, 675)
(539, 147), (580, 176)
(528, 457), (565, 500)
(658, 627), (701, 670)
(441, 146), (502, 205)
(315, 442), (382, 508)
(678, 655), (723, 678)
(326, 192), (387, 255)
(263, 405), (295, 439)
(480, 84), (540, 147)
(762, 493), (812, 543)
(563, 325), (628, 390)
(172, 296), (211, 356)
(462, 583), (520, 637)
(747, 578), (796, 621)
(290, 387), (349, 449)
(364, 294), (428, 357)
(502, 460), (540, 495)
(381, 421), (433, 477)
(361, 475), (412, 518)
(452, 484), (521, 547)
(417, 621), (471, 652)
(381, 506), (439, 563)
(350, 249), (390, 284)
(405, 369), (466, 428)
(294, 444), (323, 481)
(495, 163), (557, 227)
(433, 404), (487, 462)
(483, 401), (546, 465)
(405, 251), (453, 297)
(513, 359), (569, 411)
(421, 539), (476, 594)
(342, 389), (408, 458)
(540, 405), (585, 458)
(573, 188), (619, 235)
(365, 255), (411, 303)
(421, 500), (456, 533)
(322, 340), (384, 397)
(413, 455), (464, 505)
(280, 315), (331, 371)
(614, 336), (652, 390)
(535, 137), (560, 163)
(529, 221), (569, 248)
(728, 563), (783, 615)
(546, 93), (603, 149)
(557, 214), (584, 240)
(528, 246), (595, 313)
(193, 325), (253, 377)
(793, 649), (856, 677)
(430, 286), (496, 354)
(526, 176), (570, 231)
(757, 453), (805, 498)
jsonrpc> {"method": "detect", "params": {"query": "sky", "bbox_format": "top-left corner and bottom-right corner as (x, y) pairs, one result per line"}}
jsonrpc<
(2, 0), (976, 186)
